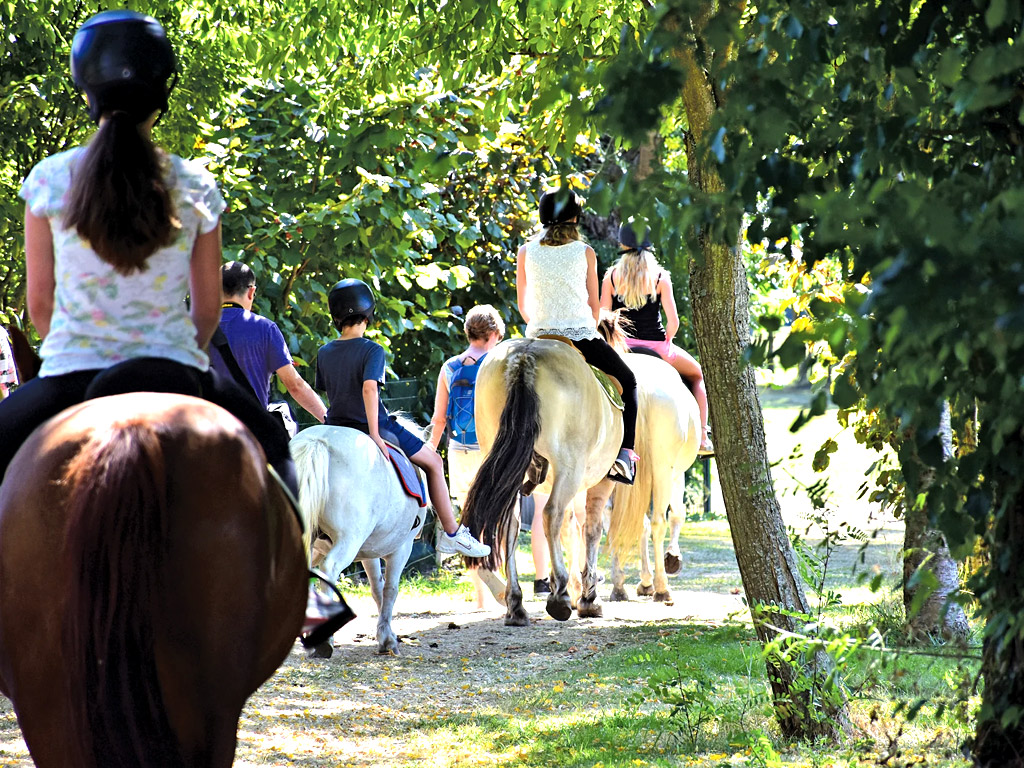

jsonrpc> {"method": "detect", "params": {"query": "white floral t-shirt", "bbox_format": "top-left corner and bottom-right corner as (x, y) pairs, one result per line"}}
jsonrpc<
(19, 148), (224, 377)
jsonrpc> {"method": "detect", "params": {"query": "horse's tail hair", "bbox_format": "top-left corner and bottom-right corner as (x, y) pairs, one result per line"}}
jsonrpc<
(291, 434), (332, 559)
(608, 385), (655, 562)
(61, 421), (182, 768)
(462, 341), (541, 571)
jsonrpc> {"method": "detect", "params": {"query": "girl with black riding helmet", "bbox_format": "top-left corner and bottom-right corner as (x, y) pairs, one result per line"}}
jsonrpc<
(0, 10), (351, 647)
(600, 222), (713, 455)
(516, 189), (640, 483)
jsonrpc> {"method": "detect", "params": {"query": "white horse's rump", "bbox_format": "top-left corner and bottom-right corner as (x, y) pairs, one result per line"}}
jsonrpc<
(291, 424), (428, 655)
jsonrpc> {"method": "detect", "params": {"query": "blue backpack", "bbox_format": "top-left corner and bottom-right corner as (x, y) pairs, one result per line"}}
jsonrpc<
(445, 354), (486, 445)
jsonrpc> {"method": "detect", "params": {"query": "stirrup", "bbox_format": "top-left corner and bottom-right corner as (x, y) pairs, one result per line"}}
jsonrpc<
(301, 569), (356, 649)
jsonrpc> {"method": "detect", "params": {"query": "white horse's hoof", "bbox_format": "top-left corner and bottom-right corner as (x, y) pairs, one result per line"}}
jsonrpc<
(608, 586), (629, 602)
(664, 553), (682, 574)
(653, 591), (672, 603)
(577, 600), (602, 619)
(637, 583), (655, 597)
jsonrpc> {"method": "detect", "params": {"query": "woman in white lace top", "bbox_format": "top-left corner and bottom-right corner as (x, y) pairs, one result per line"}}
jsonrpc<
(515, 189), (640, 484)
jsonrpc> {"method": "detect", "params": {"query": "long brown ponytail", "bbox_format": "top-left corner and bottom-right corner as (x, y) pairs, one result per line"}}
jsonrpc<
(63, 112), (180, 275)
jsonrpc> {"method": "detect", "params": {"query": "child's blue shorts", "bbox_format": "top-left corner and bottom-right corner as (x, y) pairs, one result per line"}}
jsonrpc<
(381, 415), (425, 458)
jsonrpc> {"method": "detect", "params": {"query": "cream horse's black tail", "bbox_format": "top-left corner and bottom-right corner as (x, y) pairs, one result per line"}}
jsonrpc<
(461, 341), (541, 571)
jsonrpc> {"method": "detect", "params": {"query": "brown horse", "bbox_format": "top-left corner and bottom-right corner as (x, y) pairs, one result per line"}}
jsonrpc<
(0, 392), (306, 767)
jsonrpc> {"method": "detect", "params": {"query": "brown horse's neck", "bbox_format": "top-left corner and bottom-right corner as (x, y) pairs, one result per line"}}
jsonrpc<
(6, 325), (41, 383)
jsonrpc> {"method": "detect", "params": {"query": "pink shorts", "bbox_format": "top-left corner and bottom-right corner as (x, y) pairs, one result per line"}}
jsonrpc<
(626, 337), (677, 362)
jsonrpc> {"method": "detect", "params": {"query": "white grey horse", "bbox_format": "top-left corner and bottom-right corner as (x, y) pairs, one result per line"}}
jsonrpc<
(291, 422), (428, 657)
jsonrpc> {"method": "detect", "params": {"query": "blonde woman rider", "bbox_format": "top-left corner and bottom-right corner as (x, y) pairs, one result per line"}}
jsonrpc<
(600, 222), (713, 455)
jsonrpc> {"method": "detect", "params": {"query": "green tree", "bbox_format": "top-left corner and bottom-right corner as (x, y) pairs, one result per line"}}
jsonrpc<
(695, 1), (1024, 762)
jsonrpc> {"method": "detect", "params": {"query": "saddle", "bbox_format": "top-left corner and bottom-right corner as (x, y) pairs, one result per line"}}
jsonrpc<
(379, 428), (428, 508)
(536, 335), (625, 411)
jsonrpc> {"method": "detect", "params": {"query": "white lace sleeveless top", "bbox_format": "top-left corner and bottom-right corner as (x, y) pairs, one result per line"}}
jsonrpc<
(522, 239), (599, 341)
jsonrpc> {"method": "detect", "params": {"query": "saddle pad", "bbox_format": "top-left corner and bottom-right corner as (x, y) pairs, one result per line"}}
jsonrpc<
(590, 366), (624, 411)
(385, 443), (427, 507)
(535, 334), (624, 410)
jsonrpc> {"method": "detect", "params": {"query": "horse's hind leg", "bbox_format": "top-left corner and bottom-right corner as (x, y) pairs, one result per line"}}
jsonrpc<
(577, 480), (613, 619)
(504, 509), (528, 627)
(368, 543), (410, 655)
(664, 483), (687, 575)
(544, 470), (581, 622)
(637, 513), (655, 596)
(650, 480), (673, 603)
(609, 550), (630, 601)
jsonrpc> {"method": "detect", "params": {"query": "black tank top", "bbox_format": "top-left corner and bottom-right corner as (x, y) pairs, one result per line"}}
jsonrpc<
(610, 270), (666, 341)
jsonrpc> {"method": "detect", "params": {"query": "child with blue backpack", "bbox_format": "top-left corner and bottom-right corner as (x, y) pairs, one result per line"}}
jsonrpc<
(429, 305), (553, 603)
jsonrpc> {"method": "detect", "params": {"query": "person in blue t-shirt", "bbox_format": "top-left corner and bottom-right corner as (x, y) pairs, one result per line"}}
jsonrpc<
(210, 262), (326, 422)
(315, 279), (490, 559)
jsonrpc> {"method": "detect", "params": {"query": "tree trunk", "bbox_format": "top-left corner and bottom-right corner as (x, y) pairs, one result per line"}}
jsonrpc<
(972, 432), (1024, 767)
(673, 9), (851, 742)
(902, 403), (970, 641)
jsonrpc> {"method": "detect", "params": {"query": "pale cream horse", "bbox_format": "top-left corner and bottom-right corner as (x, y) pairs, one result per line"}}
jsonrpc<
(599, 312), (702, 603)
(461, 337), (650, 626)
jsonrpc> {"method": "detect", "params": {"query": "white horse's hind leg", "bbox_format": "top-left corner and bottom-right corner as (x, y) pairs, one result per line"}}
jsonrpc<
(664, 497), (685, 575)
(370, 537), (413, 655)
(609, 550), (629, 601)
(577, 479), (613, 619)
(637, 513), (655, 597)
(503, 512), (527, 626)
(564, 496), (583, 608)
(650, 479), (673, 602)
(544, 468), (582, 622)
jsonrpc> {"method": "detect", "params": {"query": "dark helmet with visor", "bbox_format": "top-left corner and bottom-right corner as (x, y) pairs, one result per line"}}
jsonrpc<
(328, 279), (376, 326)
(538, 189), (583, 227)
(71, 10), (177, 124)
(618, 221), (653, 251)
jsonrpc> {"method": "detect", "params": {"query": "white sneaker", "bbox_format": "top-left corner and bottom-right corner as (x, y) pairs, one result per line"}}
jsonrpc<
(436, 524), (491, 558)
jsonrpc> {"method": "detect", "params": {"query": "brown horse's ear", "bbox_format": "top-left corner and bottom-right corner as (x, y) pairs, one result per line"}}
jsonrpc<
(6, 325), (41, 383)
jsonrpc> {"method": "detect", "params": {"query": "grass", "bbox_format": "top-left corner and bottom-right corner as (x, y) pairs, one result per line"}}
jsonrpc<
(334, 376), (979, 767)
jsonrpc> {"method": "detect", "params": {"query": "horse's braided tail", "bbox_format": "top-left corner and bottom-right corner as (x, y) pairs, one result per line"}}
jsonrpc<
(61, 421), (182, 768)
(291, 434), (332, 560)
(462, 341), (541, 571)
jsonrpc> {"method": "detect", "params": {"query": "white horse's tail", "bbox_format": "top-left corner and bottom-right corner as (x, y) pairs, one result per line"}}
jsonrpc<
(290, 434), (332, 561)
(608, 385), (655, 561)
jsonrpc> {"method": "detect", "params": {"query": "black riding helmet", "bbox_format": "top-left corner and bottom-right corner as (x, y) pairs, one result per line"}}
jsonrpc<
(618, 221), (653, 251)
(538, 189), (583, 226)
(328, 279), (375, 327)
(71, 10), (177, 124)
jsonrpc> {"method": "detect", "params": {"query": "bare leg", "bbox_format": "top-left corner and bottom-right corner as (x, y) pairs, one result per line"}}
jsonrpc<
(670, 344), (710, 447)
(409, 447), (458, 533)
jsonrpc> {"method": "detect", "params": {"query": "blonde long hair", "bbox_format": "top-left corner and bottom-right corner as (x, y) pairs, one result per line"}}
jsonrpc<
(610, 248), (661, 309)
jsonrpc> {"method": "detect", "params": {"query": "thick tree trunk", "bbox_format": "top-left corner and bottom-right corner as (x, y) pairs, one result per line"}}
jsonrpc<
(972, 432), (1024, 767)
(674, 12), (851, 741)
(902, 404), (970, 641)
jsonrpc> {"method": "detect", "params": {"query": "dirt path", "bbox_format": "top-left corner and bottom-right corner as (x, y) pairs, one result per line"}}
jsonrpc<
(0, 584), (744, 767)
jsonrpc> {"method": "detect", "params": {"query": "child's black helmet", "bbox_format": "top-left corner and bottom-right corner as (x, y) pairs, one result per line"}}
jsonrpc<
(618, 221), (652, 250)
(328, 279), (375, 325)
(71, 10), (177, 124)
(538, 189), (583, 226)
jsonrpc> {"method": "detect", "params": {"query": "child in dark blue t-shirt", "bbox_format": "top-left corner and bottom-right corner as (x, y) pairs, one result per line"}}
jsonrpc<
(315, 279), (490, 559)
